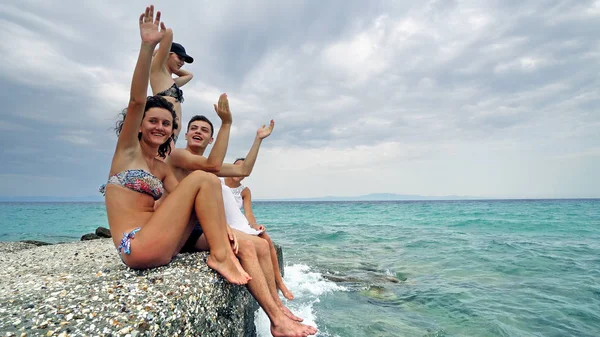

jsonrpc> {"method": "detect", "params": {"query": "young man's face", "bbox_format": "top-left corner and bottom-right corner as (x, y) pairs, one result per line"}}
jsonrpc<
(186, 120), (213, 148)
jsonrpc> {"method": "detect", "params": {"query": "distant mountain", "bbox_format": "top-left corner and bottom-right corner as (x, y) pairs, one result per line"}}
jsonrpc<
(258, 193), (488, 202)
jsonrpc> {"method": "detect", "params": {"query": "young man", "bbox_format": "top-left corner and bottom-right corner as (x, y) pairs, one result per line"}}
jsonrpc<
(167, 94), (316, 337)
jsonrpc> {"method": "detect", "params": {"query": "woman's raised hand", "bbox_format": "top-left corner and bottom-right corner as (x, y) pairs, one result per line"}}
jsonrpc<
(139, 5), (168, 46)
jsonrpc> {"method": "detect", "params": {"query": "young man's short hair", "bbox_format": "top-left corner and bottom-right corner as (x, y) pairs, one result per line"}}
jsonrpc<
(187, 115), (214, 137)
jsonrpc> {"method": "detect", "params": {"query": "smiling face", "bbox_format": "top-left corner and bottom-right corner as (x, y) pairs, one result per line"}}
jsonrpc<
(139, 107), (173, 146)
(166, 52), (184, 72)
(186, 120), (213, 149)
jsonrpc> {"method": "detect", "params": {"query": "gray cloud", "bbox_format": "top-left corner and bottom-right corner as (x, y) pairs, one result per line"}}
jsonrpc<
(0, 0), (598, 199)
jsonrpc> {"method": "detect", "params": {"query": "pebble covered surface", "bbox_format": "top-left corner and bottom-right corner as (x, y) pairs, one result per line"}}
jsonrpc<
(0, 239), (258, 337)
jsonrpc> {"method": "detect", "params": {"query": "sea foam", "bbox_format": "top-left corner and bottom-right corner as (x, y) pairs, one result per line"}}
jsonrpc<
(255, 263), (346, 337)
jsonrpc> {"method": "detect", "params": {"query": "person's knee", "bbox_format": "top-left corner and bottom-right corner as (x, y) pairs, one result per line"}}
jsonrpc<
(124, 250), (171, 269)
(187, 171), (220, 190)
(261, 233), (272, 244)
(207, 172), (221, 187)
(254, 238), (270, 257)
(188, 170), (211, 183)
(237, 239), (257, 259)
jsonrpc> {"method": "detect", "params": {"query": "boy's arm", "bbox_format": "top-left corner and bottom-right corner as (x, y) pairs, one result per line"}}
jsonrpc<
(168, 148), (221, 172)
(205, 93), (233, 171)
(215, 120), (275, 177)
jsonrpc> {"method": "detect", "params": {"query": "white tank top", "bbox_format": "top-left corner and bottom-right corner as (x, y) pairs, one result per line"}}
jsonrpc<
(220, 178), (262, 235)
(229, 184), (246, 210)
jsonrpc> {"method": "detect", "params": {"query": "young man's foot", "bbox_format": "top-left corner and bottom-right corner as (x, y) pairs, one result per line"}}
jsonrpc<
(278, 303), (303, 322)
(207, 253), (251, 285)
(271, 315), (317, 337)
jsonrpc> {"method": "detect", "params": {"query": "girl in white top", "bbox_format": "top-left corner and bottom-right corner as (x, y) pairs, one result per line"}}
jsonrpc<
(224, 158), (294, 300)
(220, 177), (263, 236)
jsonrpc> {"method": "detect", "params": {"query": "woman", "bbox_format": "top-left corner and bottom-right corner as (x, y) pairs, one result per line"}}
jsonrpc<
(102, 5), (249, 285)
(224, 158), (294, 299)
(150, 20), (194, 144)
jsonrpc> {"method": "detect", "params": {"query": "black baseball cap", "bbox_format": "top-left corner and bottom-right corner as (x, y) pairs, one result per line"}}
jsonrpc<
(170, 42), (194, 63)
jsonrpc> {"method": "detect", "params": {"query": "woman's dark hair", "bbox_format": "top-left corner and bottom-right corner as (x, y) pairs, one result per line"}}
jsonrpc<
(115, 96), (179, 158)
(233, 157), (245, 164)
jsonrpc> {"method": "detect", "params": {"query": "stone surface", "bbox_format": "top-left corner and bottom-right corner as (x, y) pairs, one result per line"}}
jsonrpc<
(19, 240), (53, 246)
(95, 226), (112, 238)
(275, 245), (284, 277)
(0, 239), (259, 337)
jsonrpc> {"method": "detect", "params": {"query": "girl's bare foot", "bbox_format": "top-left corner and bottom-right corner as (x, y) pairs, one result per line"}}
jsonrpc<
(207, 253), (250, 285)
(277, 280), (294, 300)
(271, 316), (317, 337)
(278, 303), (303, 322)
(230, 252), (252, 281)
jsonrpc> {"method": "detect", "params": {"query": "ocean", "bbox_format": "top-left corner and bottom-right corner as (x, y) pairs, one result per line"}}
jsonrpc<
(1, 199), (599, 337)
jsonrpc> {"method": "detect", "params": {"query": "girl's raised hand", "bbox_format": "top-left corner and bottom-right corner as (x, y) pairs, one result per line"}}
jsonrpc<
(139, 5), (167, 45)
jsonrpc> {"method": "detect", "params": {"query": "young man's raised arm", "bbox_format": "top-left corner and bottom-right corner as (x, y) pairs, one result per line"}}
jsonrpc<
(215, 120), (274, 177)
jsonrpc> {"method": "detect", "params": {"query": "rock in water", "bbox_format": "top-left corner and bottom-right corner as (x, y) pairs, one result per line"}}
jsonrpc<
(95, 226), (112, 238)
(20, 240), (53, 246)
(275, 244), (284, 277)
(80, 233), (101, 241)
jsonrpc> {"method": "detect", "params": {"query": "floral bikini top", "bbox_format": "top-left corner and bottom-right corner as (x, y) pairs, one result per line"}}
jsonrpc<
(99, 169), (164, 200)
(157, 83), (184, 103)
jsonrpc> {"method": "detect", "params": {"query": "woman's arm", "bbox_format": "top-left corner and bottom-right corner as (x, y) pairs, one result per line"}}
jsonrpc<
(117, 6), (168, 152)
(241, 187), (259, 226)
(150, 26), (173, 75)
(153, 159), (178, 210)
(173, 68), (194, 87)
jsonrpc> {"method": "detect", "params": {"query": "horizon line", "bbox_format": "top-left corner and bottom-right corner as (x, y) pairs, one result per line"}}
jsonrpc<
(0, 196), (598, 203)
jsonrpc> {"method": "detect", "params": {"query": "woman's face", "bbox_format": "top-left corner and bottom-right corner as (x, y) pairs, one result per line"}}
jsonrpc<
(140, 107), (173, 146)
(167, 52), (184, 72)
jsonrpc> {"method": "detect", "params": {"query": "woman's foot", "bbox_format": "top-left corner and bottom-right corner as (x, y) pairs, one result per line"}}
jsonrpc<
(277, 280), (294, 300)
(207, 252), (251, 285)
(271, 315), (317, 337)
(230, 252), (252, 281)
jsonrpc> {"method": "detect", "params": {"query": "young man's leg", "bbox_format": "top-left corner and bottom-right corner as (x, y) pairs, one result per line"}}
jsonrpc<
(234, 230), (303, 322)
(235, 240), (317, 336)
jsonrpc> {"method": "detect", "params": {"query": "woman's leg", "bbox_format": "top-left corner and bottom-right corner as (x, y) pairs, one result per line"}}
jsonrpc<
(123, 171), (249, 284)
(260, 232), (294, 300)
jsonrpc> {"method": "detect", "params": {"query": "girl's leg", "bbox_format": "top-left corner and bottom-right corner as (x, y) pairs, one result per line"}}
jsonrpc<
(123, 170), (249, 285)
(260, 232), (294, 300)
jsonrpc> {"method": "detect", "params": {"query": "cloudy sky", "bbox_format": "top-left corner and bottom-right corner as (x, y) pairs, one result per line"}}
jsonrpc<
(0, 0), (598, 200)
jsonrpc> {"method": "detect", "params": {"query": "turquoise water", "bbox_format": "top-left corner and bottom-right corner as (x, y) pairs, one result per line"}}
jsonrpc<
(1, 200), (600, 336)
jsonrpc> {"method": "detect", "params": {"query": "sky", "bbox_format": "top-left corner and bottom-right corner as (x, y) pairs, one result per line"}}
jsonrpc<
(0, 0), (599, 200)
